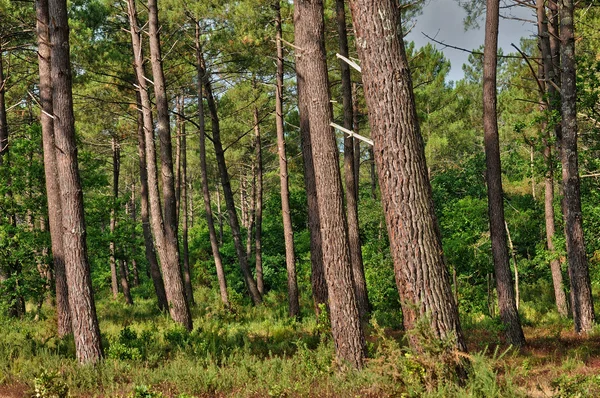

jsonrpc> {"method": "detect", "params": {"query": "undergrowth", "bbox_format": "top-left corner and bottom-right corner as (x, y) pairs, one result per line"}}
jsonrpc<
(0, 285), (596, 397)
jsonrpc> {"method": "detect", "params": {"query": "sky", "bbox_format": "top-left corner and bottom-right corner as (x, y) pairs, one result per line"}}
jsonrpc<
(405, 0), (538, 83)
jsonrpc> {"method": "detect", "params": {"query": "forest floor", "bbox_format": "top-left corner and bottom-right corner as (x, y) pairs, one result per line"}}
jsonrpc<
(1, 288), (600, 397)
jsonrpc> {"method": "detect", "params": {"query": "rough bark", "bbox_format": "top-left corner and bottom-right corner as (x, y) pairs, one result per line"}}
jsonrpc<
(297, 75), (329, 318)
(200, 50), (262, 305)
(275, 1), (300, 318)
(127, 0), (191, 329)
(48, 0), (103, 363)
(135, 90), (168, 311)
(179, 99), (194, 306)
(347, 0), (468, 353)
(336, 0), (369, 322)
(36, 0), (72, 336)
(481, 0), (525, 346)
(559, 0), (595, 333)
(536, 0), (568, 318)
(294, 0), (365, 368)
(147, 0), (191, 329)
(195, 26), (229, 306)
(253, 106), (265, 296)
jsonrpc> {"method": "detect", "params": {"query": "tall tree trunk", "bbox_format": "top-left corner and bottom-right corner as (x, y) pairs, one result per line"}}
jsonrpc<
(135, 91), (168, 311)
(127, 0), (191, 329)
(36, 0), (72, 336)
(275, 1), (299, 318)
(129, 183), (140, 286)
(48, 0), (103, 363)
(336, 0), (369, 322)
(199, 50), (262, 305)
(180, 98), (194, 306)
(294, 0), (366, 368)
(536, 0), (568, 318)
(559, 0), (595, 333)
(195, 25), (229, 306)
(111, 136), (133, 305)
(297, 69), (329, 319)
(253, 106), (264, 297)
(352, 82), (361, 197)
(147, 0), (191, 328)
(110, 136), (120, 299)
(481, 0), (525, 346)
(347, 0), (468, 355)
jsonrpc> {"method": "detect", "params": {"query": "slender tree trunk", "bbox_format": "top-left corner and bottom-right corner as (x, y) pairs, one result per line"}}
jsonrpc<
(36, 0), (72, 336)
(199, 49), (262, 305)
(536, 0), (568, 318)
(135, 91), (168, 311)
(559, 0), (595, 333)
(127, 0), (191, 328)
(369, 147), (376, 199)
(244, 166), (255, 261)
(180, 99), (194, 306)
(110, 136), (120, 299)
(336, 0), (369, 321)
(352, 82), (361, 198)
(275, 1), (299, 317)
(347, 0), (468, 356)
(297, 50), (328, 319)
(129, 183), (140, 286)
(253, 106), (265, 296)
(295, 0), (366, 368)
(216, 187), (223, 245)
(48, 0), (103, 363)
(481, 0), (525, 346)
(175, 100), (182, 224)
(111, 137), (133, 305)
(147, 0), (191, 328)
(195, 25), (229, 306)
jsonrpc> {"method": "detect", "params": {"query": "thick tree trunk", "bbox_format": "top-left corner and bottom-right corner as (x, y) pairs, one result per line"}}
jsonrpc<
(347, 0), (468, 354)
(536, 0), (568, 318)
(336, 0), (369, 322)
(481, 0), (525, 346)
(147, 0), (192, 329)
(135, 91), (168, 311)
(559, 0), (595, 333)
(36, 0), (72, 336)
(199, 51), (262, 305)
(127, 0), (191, 329)
(110, 136), (120, 299)
(48, 0), (103, 363)
(294, 0), (366, 368)
(253, 106), (265, 296)
(195, 27), (229, 306)
(275, 1), (299, 318)
(297, 71), (329, 319)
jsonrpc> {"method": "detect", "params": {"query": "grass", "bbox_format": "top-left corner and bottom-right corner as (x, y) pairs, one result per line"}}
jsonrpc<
(1, 285), (599, 397)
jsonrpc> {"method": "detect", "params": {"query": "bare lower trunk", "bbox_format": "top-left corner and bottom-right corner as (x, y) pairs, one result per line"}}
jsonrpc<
(295, 0), (366, 368)
(119, 260), (133, 305)
(297, 69), (328, 318)
(336, 0), (369, 321)
(128, 0), (191, 329)
(536, 0), (568, 318)
(253, 106), (265, 296)
(48, 0), (103, 363)
(110, 136), (120, 299)
(347, 0), (468, 356)
(129, 185), (140, 286)
(559, 0), (595, 333)
(195, 26), (229, 306)
(180, 101), (194, 306)
(481, 0), (524, 346)
(135, 91), (168, 311)
(276, 1), (299, 317)
(36, 0), (72, 336)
